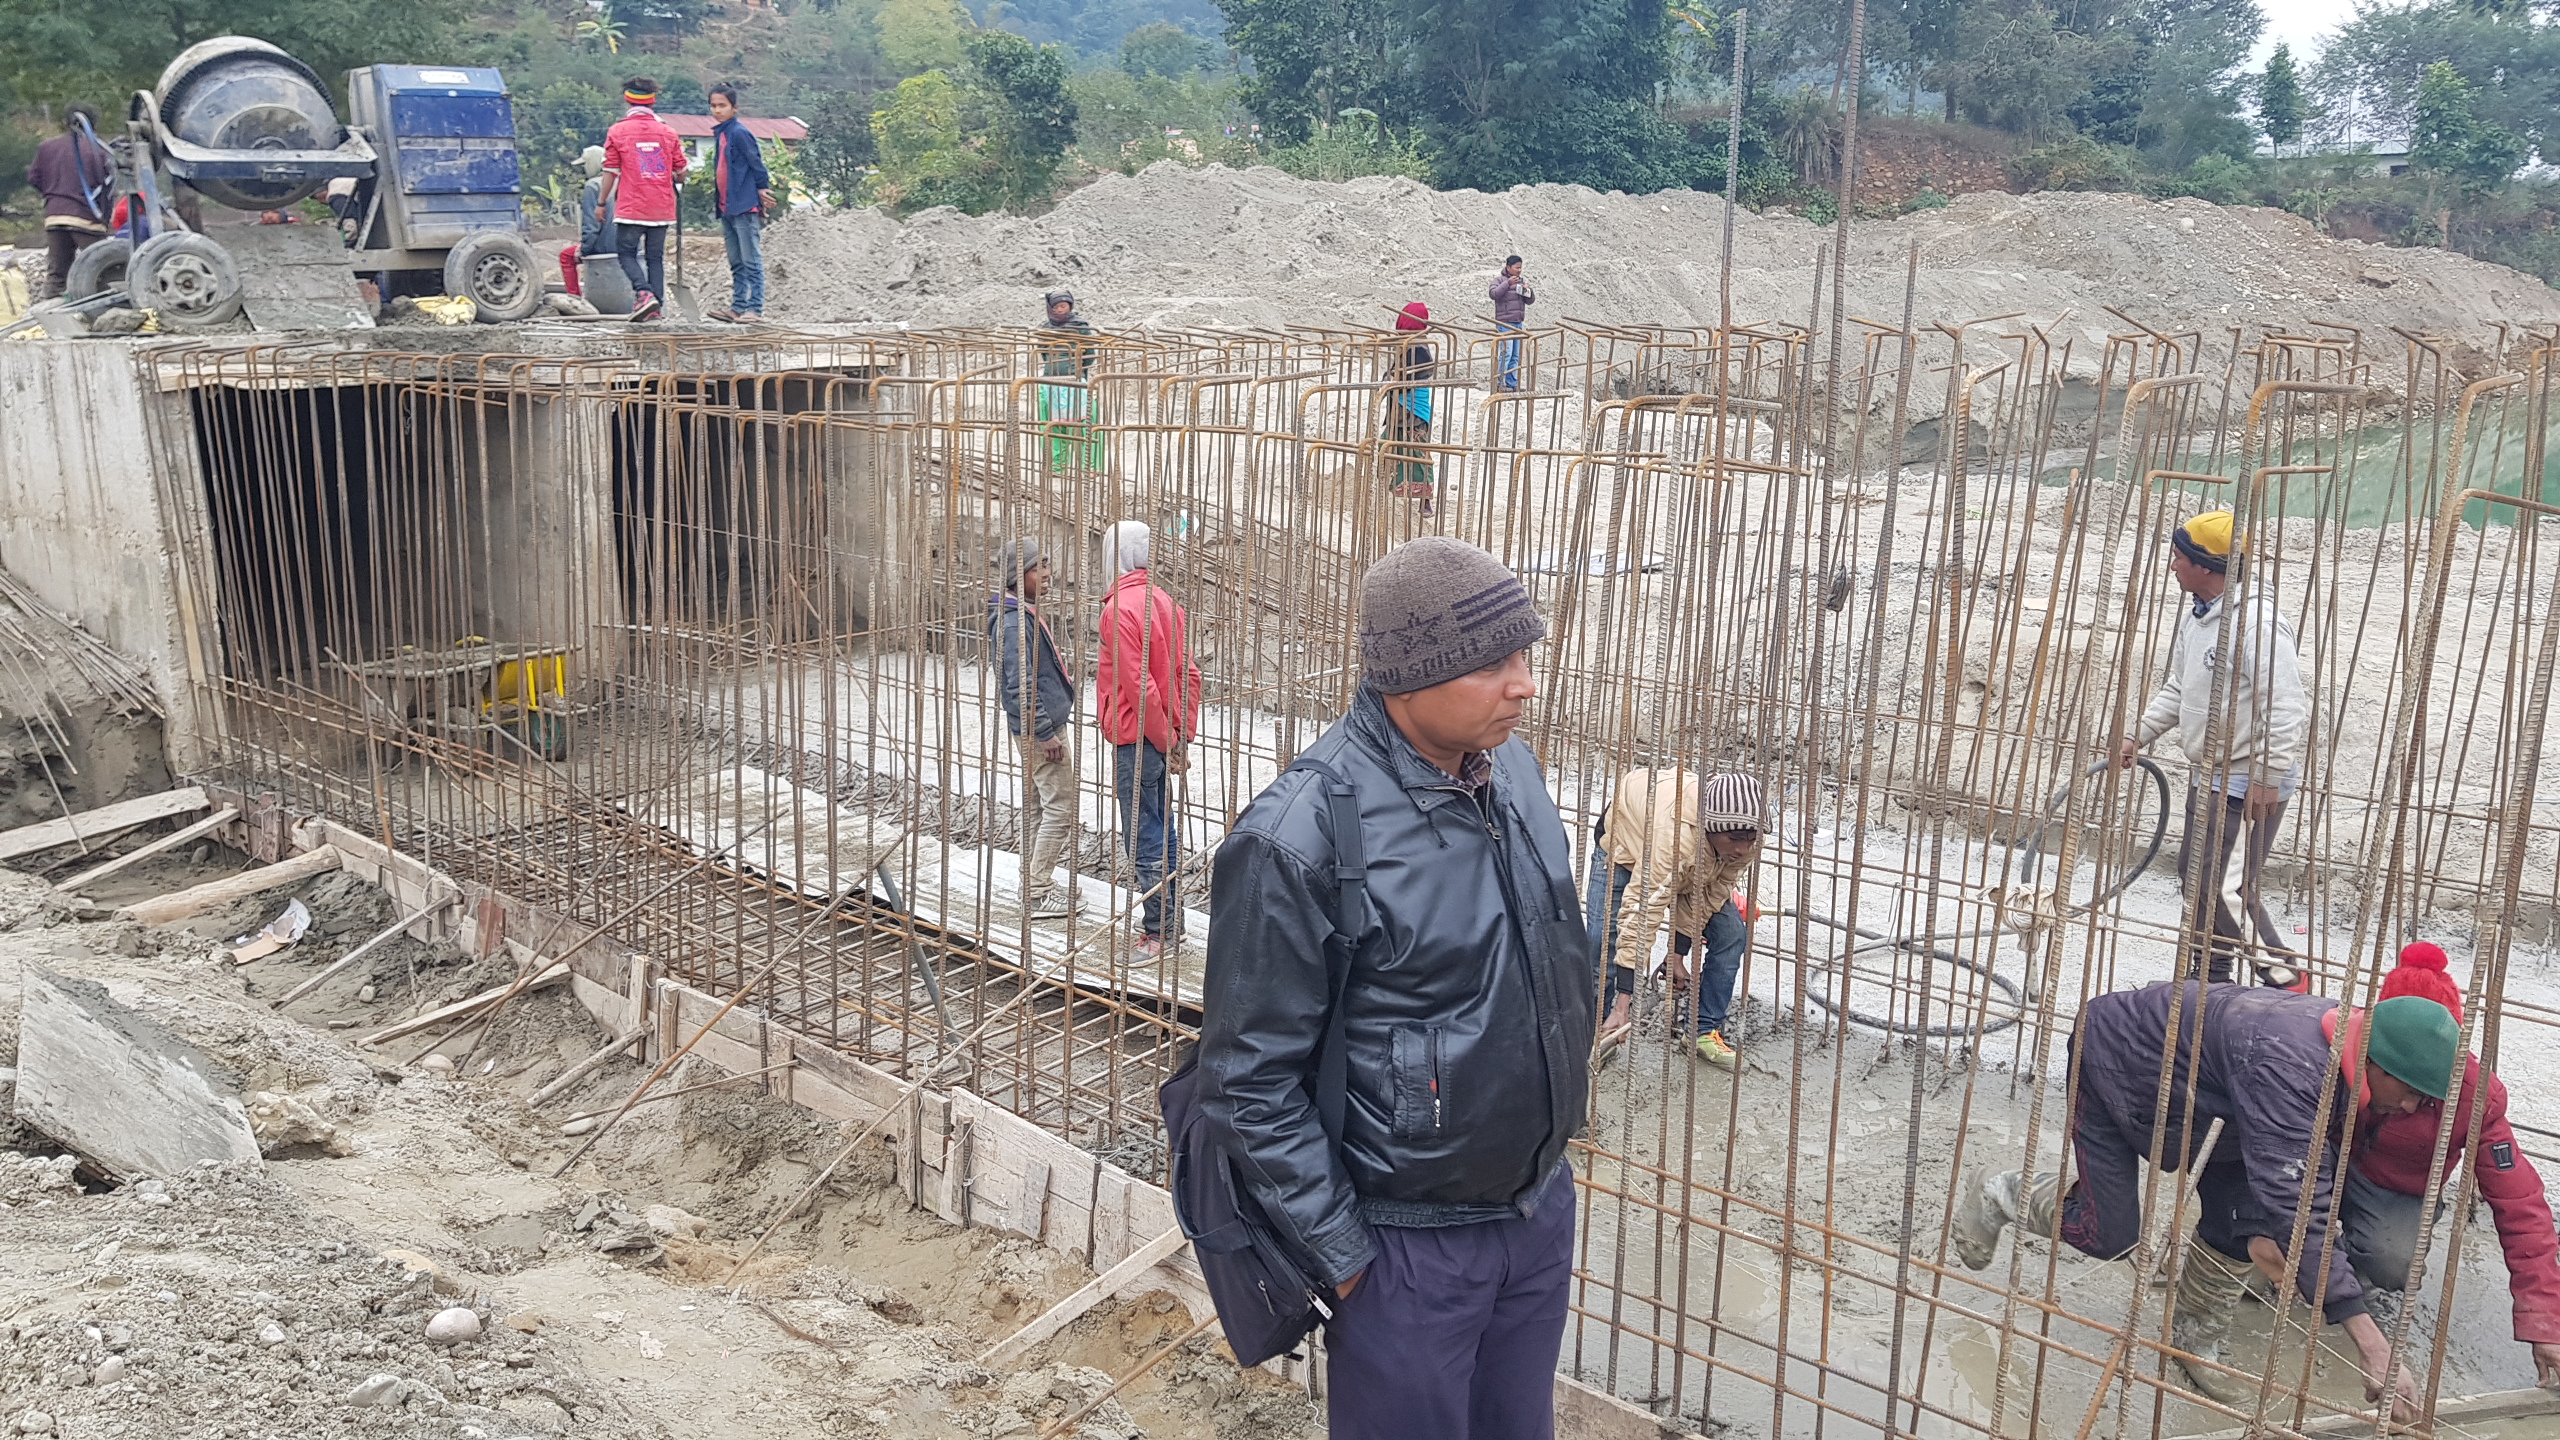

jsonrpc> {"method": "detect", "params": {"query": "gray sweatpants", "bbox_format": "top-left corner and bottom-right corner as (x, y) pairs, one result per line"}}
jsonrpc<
(2341, 1164), (2438, 1293)
(2177, 785), (2296, 984)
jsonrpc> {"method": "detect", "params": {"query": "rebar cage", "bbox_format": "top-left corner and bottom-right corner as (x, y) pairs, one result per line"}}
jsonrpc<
(135, 314), (2560, 1438)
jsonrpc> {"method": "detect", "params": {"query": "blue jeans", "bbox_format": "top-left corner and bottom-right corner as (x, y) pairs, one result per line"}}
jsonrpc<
(1584, 843), (1746, 1036)
(1495, 321), (1524, 390)
(615, 222), (666, 302)
(1113, 742), (1177, 938)
(719, 210), (764, 313)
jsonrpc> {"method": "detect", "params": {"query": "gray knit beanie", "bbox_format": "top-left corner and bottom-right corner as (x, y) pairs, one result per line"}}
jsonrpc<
(998, 538), (1043, 591)
(1358, 537), (1546, 695)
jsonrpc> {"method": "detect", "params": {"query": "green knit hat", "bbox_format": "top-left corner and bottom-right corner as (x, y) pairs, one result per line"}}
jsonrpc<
(2368, 995), (2461, 1100)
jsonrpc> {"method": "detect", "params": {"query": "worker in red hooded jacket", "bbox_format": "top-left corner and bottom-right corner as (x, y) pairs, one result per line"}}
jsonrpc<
(1096, 520), (1202, 958)
(2353, 942), (2560, 1385)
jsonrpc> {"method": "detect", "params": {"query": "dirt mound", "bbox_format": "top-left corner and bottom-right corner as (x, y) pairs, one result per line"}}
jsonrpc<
(765, 164), (2560, 362)
(0, 871), (1319, 1440)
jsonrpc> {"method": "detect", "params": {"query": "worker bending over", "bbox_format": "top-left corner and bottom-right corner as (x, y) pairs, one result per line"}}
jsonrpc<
(1953, 981), (2459, 1417)
(2334, 944), (2560, 1383)
(1584, 770), (1762, 1069)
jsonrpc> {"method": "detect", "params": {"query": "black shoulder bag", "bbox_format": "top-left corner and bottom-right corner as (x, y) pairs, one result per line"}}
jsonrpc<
(1158, 758), (1365, 1368)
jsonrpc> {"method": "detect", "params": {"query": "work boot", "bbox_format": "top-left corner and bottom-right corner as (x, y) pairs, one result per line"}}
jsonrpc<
(2170, 1241), (2257, 1405)
(1951, 1169), (2060, 1269)
(2256, 960), (2310, 993)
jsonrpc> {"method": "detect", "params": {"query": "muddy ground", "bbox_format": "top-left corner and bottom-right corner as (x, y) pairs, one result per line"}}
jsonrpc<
(0, 855), (1319, 1440)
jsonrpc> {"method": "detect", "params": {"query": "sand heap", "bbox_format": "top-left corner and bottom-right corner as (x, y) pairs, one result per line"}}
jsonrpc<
(764, 163), (2560, 357)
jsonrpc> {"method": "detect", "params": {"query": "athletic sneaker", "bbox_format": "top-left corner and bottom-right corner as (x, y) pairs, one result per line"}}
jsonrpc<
(631, 290), (663, 322)
(1695, 1029), (1738, 1068)
(1024, 889), (1074, 920)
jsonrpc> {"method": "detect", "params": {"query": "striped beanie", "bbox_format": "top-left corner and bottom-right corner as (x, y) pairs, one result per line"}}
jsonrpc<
(1699, 774), (1764, 832)
(1358, 537), (1545, 694)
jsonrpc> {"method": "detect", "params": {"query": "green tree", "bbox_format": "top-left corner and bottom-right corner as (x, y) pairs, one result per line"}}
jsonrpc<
(2313, 2), (2559, 163)
(0, 0), (465, 114)
(1120, 20), (1213, 75)
(2411, 58), (2524, 198)
(516, 80), (618, 169)
(1216, 0), (1397, 143)
(1393, 0), (1678, 192)
(866, 32), (1079, 215)
(962, 30), (1078, 210)
(1935, 0), (2100, 138)
(2259, 40), (2303, 152)
(870, 69), (974, 210)
(878, 0), (972, 73)
(802, 89), (880, 203)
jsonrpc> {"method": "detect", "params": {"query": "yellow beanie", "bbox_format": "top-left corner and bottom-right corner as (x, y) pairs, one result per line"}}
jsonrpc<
(2172, 511), (2234, 572)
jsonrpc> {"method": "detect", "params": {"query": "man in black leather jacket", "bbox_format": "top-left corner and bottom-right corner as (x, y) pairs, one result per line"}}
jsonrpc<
(1199, 536), (1592, 1439)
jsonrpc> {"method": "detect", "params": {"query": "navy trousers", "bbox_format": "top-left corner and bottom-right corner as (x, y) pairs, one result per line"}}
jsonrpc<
(1324, 1163), (1575, 1440)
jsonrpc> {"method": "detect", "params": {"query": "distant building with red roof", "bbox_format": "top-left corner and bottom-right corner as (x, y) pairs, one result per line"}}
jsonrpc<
(655, 113), (808, 169)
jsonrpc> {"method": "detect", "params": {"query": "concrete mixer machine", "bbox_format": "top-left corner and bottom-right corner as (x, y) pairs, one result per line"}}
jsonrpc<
(80, 37), (546, 327)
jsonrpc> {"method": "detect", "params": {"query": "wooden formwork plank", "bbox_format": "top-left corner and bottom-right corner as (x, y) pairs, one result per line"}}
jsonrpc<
(0, 786), (208, 861)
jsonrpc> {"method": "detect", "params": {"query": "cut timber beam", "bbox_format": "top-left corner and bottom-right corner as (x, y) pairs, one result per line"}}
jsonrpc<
(0, 786), (209, 862)
(120, 845), (342, 925)
(360, 963), (569, 1047)
(56, 807), (241, 893)
(978, 1224), (1190, 1371)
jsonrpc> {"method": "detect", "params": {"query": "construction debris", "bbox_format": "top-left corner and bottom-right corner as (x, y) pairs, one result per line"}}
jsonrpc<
(11, 961), (261, 1180)
(119, 844), (341, 925)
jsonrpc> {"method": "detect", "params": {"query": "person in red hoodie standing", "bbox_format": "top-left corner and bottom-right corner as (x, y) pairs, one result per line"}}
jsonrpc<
(2350, 942), (2560, 1383)
(1096, 521), (1201, 958)
(596, 78), (687, 321)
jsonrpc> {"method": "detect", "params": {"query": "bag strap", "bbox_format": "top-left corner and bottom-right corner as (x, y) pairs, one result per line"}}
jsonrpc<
(1293, 758), (1365, 1145)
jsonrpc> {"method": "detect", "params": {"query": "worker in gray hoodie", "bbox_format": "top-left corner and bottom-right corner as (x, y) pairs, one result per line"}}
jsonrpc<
(2115, 510), (2311, 988)
(560, 146), (618, 300)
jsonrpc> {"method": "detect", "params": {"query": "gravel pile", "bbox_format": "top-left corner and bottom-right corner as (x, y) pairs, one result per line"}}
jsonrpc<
(764, 164), (2560, 376)
(0, 1161), (610, 1440)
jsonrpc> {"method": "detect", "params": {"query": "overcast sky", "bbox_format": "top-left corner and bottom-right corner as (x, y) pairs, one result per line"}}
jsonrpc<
(2252, 0), (2369, 63)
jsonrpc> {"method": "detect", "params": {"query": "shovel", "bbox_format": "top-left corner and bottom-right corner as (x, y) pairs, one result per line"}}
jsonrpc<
(667, 203), (702, 322)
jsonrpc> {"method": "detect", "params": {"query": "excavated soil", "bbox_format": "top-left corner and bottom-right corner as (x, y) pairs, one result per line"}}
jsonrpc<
(0, 867), (1320, 1440)
(764, 165), (2560, 370)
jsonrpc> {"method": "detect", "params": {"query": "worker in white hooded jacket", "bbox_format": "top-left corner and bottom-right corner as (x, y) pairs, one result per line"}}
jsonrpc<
(2116, 510), (2311, 989)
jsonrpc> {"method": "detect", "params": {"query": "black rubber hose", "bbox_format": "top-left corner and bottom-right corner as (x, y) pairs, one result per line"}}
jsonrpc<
(1784, 758), (2172, 1038)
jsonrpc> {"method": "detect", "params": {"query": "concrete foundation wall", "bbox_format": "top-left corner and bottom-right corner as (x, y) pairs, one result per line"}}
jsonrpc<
(0, 343), (195, 747)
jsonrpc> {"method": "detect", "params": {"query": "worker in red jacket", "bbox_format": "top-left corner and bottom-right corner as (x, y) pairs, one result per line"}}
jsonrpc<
(596, 77), (687, 322)
(2353, 943), (2560, 1384)
(1096, 521), (1202, 958)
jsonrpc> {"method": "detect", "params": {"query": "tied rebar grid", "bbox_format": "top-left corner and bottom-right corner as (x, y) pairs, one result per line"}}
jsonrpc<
(138, 316), (2560, 1438)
